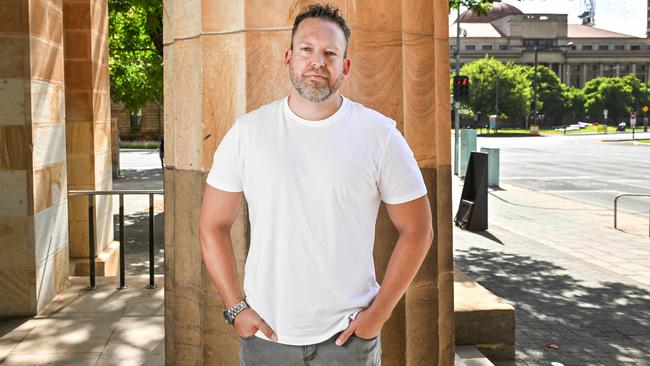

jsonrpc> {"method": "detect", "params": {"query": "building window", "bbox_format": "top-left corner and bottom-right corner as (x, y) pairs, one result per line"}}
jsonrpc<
(636, 64), (647, 82)
(582, 45), (593, 50)
(614, 45), (625, 51)
(619, 64), (631, 75)
(465, 45), (476, 51)
(523, 39), (555, 48)
(570, 64), (582, 74)
(598, 45), (609, 50)
(481, 45), (493, 51)
(631, 45), (641, 50)
(586, 64), (599, 81)
(603, 64), (616, 77)
(498, 45), (508, 50)
(570, 74), (582, 88)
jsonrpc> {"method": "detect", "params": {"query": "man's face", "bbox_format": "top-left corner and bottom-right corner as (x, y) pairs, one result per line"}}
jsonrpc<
(285, 18), (350, 103)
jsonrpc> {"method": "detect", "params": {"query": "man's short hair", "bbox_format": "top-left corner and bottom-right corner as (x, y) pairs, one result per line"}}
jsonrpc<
(291, 3), (351, 56)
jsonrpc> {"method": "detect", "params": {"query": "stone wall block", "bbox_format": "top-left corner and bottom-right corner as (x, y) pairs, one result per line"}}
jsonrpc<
(163, 167), (176, 365)
(433, 0), (449, 40)
(62, 1), (90, 30)
(162, 0), (173, 45)
(245, 31), (292, 112)
(433, 38), (451, 160)
(0, 171), (29, 215)
(0, 0), (26, 33)
(0, 78), (27, 125)
(373, 203), (407, 365)
(0, 267), (36, 316)
(66, 153), (94, 186)
(401, 0), (434, 35)
(405, 283), (439, 366)
(0, 125), (32, 170)
(0, 216), (35, 269)
(346, 0), (400, 31)
(31, 80), (65, 124)
(163, 45), (173, 166)
(34, 201), (69, 269)
(63, 59), (92, 89)
(201, 0), (243, 33)
(171, 38), (202, 170)
(32, 124), (66, 169)
(29, 0), (63, 44)
(93, 121), (110, 154)
(64, 90), (92, 122)
(68, 220), (89, 258)
(172, 0), (201, 39)
(30, 37), (64, 83)
(65, 121), (93, 154)
(0, 36), (26, 77)
(63, 29), (90, 59)
(201, 33), (245, 171)
(347, 30), (403, 131)
(402, 34), (436, 166)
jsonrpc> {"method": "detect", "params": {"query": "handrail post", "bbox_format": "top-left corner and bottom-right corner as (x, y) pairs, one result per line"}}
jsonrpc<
(614, 195), (619, 229)
(117, 194), (127, 289)
(146, 193), (158, 289)
(88, 194), (96, 289)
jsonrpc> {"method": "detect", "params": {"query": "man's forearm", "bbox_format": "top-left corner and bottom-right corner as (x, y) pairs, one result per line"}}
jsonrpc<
(199, 226), (243, 308)
(366, 230), (433, 322)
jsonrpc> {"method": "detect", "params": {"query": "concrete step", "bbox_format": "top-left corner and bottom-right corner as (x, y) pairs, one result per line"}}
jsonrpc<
(455, 346), (495, 366)
(454, 267), (515, 363)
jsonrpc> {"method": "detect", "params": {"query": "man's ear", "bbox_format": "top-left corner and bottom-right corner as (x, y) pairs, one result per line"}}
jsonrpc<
(284, 49), (292, 65)
(342, 58), (351, 78)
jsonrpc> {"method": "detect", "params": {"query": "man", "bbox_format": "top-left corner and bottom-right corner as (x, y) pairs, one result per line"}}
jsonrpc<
(199, 4), (433, 365)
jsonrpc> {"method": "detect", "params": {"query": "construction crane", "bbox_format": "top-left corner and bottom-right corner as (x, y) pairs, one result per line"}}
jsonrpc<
(579, 0), (595, 27)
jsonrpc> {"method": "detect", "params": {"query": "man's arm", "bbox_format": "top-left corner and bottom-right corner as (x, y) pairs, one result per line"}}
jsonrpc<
(336, 195), (433, 345)
(199, 184), (277, 340)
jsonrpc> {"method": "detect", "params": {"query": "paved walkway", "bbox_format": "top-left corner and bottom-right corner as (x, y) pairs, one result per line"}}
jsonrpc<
(0, 276), (164, 365)
(453, 176), (650, 366)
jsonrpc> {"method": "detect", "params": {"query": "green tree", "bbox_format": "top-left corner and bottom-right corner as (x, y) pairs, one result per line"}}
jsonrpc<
(457, 57), (531, 122)
(561, 84), (586, 121)
(582, 77), (632, 121)
(621, 73), (650, 113)
(449, 0), (496, 14)
(109, 0), (162, 115)
(522, 65), (565, 123)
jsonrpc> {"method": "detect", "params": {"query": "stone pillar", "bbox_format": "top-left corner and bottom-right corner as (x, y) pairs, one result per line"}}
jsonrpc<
(164, 1), (453, 365)
(62, 0), (114, 271)
(0, 0), (69, 315)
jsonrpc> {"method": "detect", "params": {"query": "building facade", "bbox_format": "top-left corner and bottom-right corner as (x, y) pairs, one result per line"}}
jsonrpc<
(450, 3), (650, 88)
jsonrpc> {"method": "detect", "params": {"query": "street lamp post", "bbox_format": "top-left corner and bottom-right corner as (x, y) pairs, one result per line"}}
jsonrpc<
(529, 41), (573, 130)
(453, 7), (461, 176)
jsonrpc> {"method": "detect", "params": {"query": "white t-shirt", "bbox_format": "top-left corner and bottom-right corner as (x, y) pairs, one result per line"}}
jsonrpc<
(206, 96), (427, 345)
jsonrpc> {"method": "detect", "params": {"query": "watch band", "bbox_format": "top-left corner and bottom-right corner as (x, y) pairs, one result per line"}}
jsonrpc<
(223, 299), (249, 325)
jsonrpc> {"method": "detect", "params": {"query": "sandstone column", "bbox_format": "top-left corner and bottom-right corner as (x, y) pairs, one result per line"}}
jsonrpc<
(0, 0), (70, 315)
(164, 1), (452, 364)
(62, 0), (114, 274)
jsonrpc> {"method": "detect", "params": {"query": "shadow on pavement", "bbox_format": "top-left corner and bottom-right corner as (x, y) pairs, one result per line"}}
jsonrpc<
(455, 247), (650, 366)
(114, 211), (165, 276)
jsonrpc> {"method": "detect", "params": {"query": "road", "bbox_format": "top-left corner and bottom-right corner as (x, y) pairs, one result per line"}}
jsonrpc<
(472, 132), (650, 216)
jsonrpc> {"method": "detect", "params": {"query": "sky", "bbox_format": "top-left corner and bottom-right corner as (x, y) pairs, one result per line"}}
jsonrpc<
(453, 0), (648, 38)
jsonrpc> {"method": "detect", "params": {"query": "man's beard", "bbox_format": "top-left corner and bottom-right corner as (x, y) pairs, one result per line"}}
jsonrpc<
(289, 66), (343, 103)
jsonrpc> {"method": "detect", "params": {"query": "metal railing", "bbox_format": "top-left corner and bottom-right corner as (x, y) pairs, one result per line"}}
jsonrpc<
(613, 193), (650, 238)
(68, 190), (164, 289)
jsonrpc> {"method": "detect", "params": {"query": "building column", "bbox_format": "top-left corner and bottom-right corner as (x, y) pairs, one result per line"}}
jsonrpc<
(62, 0), (114, 274)
(0, 0), (69, 315)
(582, 63), (587, 86)
(164, 1), (453, 365)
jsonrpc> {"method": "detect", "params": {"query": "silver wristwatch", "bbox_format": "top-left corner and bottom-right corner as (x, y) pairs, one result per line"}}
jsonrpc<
(223, 299), (249, 325)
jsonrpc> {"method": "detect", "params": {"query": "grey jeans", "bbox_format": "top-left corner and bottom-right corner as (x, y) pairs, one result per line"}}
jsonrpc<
(240, 332), (381, 366)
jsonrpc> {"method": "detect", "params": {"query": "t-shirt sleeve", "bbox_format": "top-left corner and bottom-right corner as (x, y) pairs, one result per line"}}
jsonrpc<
(206, 122), (243, 192)
(378, 128), (427, 204)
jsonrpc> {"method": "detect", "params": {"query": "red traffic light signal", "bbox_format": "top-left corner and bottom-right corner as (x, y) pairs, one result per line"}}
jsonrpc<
(454, 75), (470, 101)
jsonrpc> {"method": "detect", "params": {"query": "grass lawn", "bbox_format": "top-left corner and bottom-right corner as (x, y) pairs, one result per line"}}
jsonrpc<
(120, 140), (161, 149)
(636, 139), (650, 144)
(478, 125), (630, 135)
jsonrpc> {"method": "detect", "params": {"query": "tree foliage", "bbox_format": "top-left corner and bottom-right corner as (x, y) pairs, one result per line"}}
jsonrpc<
(449, 0), (496, 14)
(109, 0), (162, 114)
(583, 77), (633, 120)
(522, 65), (564, 121)
(457, 56), (531, 120)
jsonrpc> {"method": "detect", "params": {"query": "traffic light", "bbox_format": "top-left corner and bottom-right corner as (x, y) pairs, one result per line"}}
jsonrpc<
(454, 75), (470, 101)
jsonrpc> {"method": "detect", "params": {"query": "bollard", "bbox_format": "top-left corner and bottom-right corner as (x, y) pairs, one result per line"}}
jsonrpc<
(480, 147), (500, 188)
(459, 129), (477, 178)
